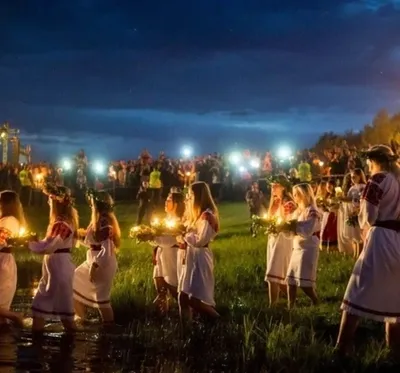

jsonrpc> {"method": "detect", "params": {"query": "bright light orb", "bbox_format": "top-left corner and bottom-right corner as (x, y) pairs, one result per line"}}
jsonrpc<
(93, 161), (105, 174)
(62, 159), (72, 171)
(319, 161), (324, 167)
(239, 166), (247, 173)
(229, 152), (241, 165)
(249, 158), (260, 169)
(277, 146), (292, 160)
(182, 146), (192, 158)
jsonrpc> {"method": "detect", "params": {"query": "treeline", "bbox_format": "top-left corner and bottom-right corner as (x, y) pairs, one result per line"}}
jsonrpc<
(313, 109), (400, 152)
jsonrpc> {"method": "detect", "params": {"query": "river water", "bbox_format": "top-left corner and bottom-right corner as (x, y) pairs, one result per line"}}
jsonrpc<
(1, 270), (231, 373)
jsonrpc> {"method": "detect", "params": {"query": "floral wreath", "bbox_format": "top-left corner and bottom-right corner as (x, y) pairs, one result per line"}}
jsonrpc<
(86, 188), (114, 212)
(43, 183), (74, 205)
(266, 174), (292, 190)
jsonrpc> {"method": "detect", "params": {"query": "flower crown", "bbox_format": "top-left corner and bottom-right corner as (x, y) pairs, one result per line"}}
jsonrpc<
(43, 183), (74, 205)
(267, 174), (292, 190)
(86, 188), (114, 211)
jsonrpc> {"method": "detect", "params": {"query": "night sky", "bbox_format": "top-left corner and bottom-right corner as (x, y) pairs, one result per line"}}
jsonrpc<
(1, 1), (400, 161)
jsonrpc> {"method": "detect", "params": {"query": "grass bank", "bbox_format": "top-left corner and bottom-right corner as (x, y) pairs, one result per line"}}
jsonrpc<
(13, 202), (396, 372)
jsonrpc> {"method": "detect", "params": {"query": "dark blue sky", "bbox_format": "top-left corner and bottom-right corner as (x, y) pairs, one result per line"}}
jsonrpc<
(1, 1), (400, 161)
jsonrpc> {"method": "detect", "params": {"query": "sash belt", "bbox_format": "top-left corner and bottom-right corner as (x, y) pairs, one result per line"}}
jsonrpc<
(90, 245), (101, 251)
(54, 248), (71, 254)
(0, 247), (12, 254)
(372, 220), (400, 232)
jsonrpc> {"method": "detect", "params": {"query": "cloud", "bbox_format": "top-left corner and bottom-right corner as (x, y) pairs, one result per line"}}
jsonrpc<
(1, 0), (400, 160)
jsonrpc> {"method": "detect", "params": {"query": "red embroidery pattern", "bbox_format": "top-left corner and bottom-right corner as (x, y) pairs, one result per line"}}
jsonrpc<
(371, 173), (386, 185)
(201, 211), (219, 233)
(0, 227), (12, 242)
(283, 201), (296, 216)
(50, 222), (72, 240)
(362, 181), (383, 206)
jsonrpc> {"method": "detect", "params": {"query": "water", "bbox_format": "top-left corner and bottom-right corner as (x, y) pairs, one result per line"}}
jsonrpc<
(1, 270), (230, 373)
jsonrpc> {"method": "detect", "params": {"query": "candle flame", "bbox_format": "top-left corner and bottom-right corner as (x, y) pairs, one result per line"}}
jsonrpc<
(165, 219), (176, 228)
(19, 227), (26, 237)
(151, 217), (160, 226)
(185, 172), (191, 176)
(262, 214), (268, 219)
(276, 217), (282, 224)
(132, 226), (140, 232)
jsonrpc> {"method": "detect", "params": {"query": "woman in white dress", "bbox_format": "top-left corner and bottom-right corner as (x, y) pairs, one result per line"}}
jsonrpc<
(339, 169), (367, 258)
(336, 145), (400, 356)
(0, 191), (26, 327)
(177, 181), (220, 323)
(265, 175), (296, 306)
(29, 184), (79, 332)
(73, 190), (120, 324)
(284, 183), (321, 309)
(152, 189), (185, 315)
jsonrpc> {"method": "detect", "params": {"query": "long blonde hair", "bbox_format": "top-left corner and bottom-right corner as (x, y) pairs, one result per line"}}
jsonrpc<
(316, 181), (329, 200)
(0, 190), (26, 228)
(293, 183), (318, 211)
(49, 191), (79, 238)
(90, 191), (121, 248)
(187, 182), (219, 227)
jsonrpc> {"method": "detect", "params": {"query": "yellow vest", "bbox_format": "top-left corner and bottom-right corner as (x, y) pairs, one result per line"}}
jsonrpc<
(298, 162), (312, 182)
(19, 170), (31, 186)
(149, 170), (162, 188)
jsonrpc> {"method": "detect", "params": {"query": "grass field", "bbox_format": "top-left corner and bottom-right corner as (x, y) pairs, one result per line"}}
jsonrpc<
(12, 202), (397, 372)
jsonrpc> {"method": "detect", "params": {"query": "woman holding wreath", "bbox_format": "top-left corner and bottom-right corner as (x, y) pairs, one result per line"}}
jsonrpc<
(73, 189), (120, 325)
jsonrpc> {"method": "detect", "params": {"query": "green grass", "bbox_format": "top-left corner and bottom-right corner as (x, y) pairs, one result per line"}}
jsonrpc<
(12, 202), (397, 372)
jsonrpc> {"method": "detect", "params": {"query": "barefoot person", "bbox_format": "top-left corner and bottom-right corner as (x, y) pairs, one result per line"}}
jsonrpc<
(284, 183), (321, 309)
(177, 181), (220, 323)
(29, 184), (79, 333)
(73, 190), (120, 325)
(152, 188), (186, 315)
(0, 191), (26, 327)
(336, 145), (400, 356)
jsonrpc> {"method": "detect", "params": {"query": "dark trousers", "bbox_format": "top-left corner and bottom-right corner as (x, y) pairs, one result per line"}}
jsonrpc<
(137, 203), (151, 225)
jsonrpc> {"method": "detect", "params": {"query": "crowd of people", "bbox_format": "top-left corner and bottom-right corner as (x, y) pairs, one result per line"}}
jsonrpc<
(1, 141), (395, 358)
(0, 142), (366, 209)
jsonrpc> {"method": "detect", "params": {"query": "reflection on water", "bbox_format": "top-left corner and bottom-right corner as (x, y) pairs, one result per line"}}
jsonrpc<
(2, 268), (193, 372)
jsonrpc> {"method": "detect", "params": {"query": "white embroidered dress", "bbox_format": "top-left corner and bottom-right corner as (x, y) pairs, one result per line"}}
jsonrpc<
(286, 206), (321, 288)
(341, 172), (400, 322)
(265, 200), (295, 285)
(73, 221), (117, 309)
(30, 219), (76, 320)
(0, 217), (21, 312)
(153, 235), (180, 287)
(178, 210), (218, 306)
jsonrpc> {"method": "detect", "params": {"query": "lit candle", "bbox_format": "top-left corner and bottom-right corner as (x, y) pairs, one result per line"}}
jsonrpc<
(151, 217), (160, 226)
(19, 227), (26, 237)
(262, 213), (268, 219)
(165, 219), (176, 229)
